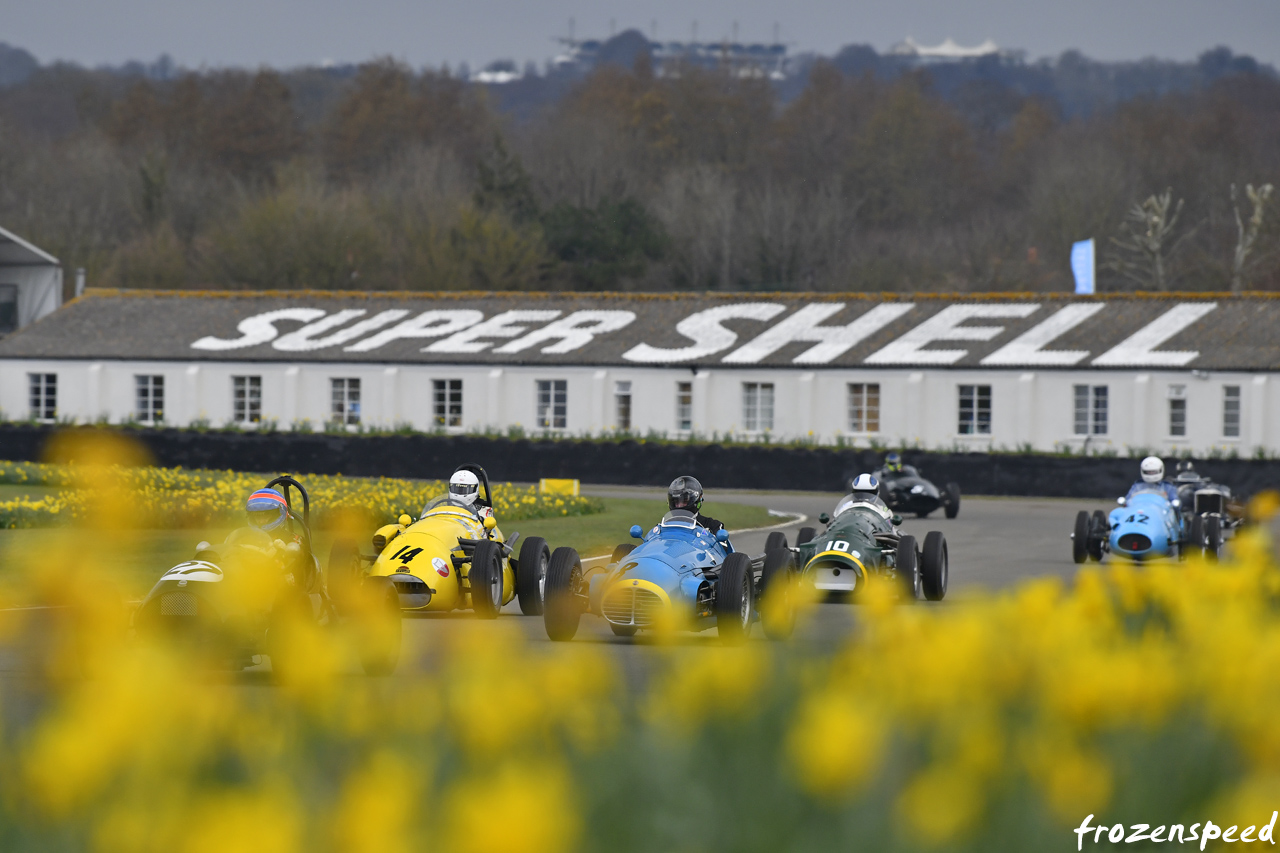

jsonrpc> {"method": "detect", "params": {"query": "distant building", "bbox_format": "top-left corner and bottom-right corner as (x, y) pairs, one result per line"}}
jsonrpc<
(888, 37), (1021, 64)
(0, 226), (61, 339)
(552, 34), (790, 80)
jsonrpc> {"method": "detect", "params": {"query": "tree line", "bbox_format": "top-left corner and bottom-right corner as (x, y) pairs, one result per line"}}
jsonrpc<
(0, 47), (1276, 294)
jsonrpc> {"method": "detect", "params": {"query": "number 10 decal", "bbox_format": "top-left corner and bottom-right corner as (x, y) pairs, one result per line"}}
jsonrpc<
(825, 540), (851, 552)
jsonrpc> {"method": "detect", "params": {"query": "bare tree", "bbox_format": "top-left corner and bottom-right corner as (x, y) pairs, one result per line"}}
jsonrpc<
(1231, 182), (1274, 293)
(1105, 189), (1192, 291)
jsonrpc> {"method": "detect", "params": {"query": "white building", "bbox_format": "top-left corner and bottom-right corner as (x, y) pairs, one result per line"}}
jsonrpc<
(0, 225), (62, 339)
(0, 289), (1274, 457)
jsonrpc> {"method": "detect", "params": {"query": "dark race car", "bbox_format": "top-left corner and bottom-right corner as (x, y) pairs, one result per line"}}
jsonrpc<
(874, 464), (961, 519)
(1172, 464), (1244, 559)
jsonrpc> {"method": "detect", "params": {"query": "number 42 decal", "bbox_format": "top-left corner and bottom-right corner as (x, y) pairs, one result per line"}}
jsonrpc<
(391, 545), (422, 564)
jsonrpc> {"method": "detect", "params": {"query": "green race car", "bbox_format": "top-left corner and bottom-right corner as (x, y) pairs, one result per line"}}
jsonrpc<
(781, 490), (949, 602)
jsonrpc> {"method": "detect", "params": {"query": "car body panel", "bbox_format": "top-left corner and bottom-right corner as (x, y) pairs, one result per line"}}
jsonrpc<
(1108, 490), (1181, 559)
(367, 504), (514, 611)
(796, 501), (897, 592)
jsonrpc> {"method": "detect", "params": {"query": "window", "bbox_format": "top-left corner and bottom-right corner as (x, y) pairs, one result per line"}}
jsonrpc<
(1073, 385), (1108, 436)
(742, 382), (775, 432)
(1223, 385), (1241, 439)
(331, 378), (361, 426)
(1168, 385), (1187, 438)
(536, 380), (567, 429)
(135, 375), (164, 424)
(0, 284), (16, 334)
(676, 382), (693, 432)
(29, 373), (56, 421)
(957, 385), (991, 435)
(233, 376), (261, 423)
(847, 383), (880, 433)
(434, 379), (463, 428)
(614, 381), (632, 431)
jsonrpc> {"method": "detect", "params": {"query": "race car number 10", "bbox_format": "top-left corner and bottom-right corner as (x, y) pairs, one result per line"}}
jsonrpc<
(825, 540), (852, 552)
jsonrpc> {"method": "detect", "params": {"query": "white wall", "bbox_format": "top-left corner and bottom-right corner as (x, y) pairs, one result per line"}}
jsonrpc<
(2, 358), (1276, 456)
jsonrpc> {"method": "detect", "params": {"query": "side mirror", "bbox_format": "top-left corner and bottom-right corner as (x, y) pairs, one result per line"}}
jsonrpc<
(891, 515), (903, 526)
(483, 515), (497, 531)
(630, 524), (644, 539)
(398, 514), (412, 526)
(819, 513), (830, 525)
(1117, 497), (1127, 506)
(716, 528), (729, 543)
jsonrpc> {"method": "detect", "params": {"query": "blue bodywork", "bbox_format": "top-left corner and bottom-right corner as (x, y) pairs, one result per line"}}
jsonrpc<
(1108, 487), (1183, 559)
(589, 512), (737, 632)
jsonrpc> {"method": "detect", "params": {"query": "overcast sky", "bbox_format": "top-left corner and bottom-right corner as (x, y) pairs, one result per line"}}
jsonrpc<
(9, 0), (1279, 70)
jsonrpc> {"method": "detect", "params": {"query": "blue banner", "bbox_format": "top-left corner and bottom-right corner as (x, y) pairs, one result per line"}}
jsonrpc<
(1071, 239), (1095, 295)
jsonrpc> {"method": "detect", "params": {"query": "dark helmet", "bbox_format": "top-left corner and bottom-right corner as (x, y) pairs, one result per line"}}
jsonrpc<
(885, 452), (903, 471)
(667, 476), (704, 514)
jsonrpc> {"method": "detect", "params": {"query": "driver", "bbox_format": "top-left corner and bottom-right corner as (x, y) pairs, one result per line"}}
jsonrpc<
(245, 486), (316, 589)
(874, 452), (906, 481)
(1125, 456), (1179, 503)
(667, 475), (725, 536)
(834, 473), (893, 519)
(430, 469), (494, 521)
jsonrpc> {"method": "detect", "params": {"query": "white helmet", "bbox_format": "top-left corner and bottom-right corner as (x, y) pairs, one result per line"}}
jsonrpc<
(448, 469), (480, 506)
(1140, 456), (1165, 484)
(851, 473), (880, 493)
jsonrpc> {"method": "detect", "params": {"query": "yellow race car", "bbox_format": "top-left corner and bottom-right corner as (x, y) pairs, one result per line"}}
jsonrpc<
(328, 465), (550, 619)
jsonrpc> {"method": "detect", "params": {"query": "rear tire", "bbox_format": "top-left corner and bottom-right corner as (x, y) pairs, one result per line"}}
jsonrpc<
(1206, 516), (1223, 560)
(515, 536), (550, 616)
(1072, 511), (1089, 564)
(943, 483), (961, 519)
(796, 527), (816, 545)
(355, 576), (402, 676)
(543, 547), (584, 642)
(760, 548), (796, 640)
(610, 543), (636, 565)
(765, 531), (789, 552)
(921, 531), (948, 601)
(469, 540), (504, 619)
(896, 534), (920, 601)
(715, 553), (754, 645)
(327, 539), (363, 611)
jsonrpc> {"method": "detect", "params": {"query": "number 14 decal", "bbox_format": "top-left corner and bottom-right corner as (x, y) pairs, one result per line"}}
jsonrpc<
(391, 545), (423, 564)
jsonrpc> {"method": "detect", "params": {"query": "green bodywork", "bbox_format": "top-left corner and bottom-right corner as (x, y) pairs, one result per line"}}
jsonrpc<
(796, 501), (904, 593)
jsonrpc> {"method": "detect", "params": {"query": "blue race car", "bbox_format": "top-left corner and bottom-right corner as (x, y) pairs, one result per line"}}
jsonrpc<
(541, 509), (796, 644)
(1072, 486), (1185, 563)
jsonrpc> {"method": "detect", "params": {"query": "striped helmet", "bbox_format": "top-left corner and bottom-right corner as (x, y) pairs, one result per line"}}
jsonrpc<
(246, 487), (288, 531)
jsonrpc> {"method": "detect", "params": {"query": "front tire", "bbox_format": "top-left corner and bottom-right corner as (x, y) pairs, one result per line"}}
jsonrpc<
(715, 552), (754, 644)
(921, 531), (948, 601)
(515, 536), (550, 616)
(611, 543), (636, 565)
(543, 547), (584, 642)
(1088, 511), (1107, 562)
(760, 548), (796, 640)
(469, 540), (504, 619)
(942, 482), (961, 519)
(354, 576), (402, 676)
(765, 531), (789, 552)
(1205, 516), (1223, 560)
(896, 534), (920, 601)
(1072, 511), (1089, 564)
(796, 527), (816, 545)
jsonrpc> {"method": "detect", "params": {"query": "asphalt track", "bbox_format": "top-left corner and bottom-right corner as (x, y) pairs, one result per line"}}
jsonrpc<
(393, 488), (1106, 675)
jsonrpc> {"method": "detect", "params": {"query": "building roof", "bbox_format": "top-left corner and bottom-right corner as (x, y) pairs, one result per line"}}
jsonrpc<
(0, 225), (59, 267)
(1, 289), (1278, 371)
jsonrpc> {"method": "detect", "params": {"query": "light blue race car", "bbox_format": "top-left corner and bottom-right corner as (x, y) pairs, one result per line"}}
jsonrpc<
(1072, 485), (1186, 563)
(541, 509), (796, 644)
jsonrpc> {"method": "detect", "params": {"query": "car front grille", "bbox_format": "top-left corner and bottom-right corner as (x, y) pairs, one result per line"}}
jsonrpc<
(391, 577), (431, 596)
(602, 586), (663, 627)
(160, 592), (198, 616)
(1117, 533), (1152, 553)
(1195, 494), (1224, 515)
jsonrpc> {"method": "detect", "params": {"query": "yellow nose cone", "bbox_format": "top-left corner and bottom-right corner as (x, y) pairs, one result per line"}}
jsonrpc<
(398, 514), (412, 526)
(483, 515), (497, 530)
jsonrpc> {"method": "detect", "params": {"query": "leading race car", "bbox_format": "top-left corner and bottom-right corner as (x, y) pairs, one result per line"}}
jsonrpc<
(133, 476), (402, 677)
(541, 509), (796, 644)
(875, 461), (961, 519)
(328, 464), (550, 619)
(792, 489), (949, 602)
(1072, 485), (1185, 563)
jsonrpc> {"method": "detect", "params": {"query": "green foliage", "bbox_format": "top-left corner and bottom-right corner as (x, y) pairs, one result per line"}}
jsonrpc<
(542, 197), (668, 289)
